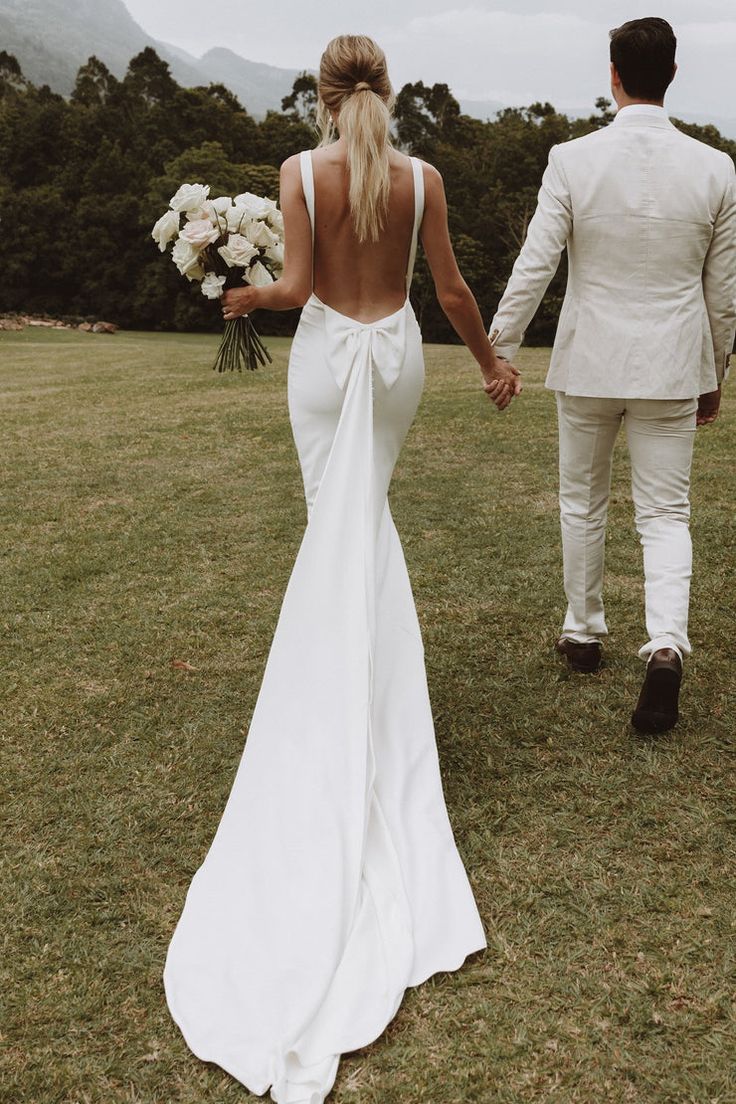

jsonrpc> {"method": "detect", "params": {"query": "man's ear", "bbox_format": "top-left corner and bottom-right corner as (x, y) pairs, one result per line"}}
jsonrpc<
(610, 62), (622, 89)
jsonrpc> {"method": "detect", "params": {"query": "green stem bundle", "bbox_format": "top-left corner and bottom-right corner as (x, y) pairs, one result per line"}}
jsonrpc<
(213, 316), (272, 373)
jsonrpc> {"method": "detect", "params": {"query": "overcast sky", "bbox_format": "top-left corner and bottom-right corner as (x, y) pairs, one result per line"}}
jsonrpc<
(123, 0), (735, 118)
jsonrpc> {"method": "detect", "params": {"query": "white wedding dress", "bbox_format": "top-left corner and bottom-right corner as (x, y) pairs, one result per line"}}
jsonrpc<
(164, 151), (486, 1103)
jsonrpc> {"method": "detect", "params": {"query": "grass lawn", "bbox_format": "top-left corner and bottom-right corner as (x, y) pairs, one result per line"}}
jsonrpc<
(2, 328), (735, 1104)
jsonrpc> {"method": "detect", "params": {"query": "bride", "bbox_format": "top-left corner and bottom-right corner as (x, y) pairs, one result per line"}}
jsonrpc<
(164, 33), (520, 1104)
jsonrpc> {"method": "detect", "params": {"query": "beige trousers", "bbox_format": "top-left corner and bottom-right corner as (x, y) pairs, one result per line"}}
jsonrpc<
(556, 392), (698, 661)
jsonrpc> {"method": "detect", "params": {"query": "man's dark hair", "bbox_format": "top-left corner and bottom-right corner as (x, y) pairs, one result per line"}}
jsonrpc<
(609, 17), (677, 101)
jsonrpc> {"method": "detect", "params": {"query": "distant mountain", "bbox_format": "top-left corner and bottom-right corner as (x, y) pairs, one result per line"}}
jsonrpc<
(0, 0), (195, 90)
(194, 48), (308, 118)
(0, 0), (302, 116)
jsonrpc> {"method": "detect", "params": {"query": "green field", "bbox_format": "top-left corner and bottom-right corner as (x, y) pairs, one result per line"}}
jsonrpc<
(2, 329), (734, 1104)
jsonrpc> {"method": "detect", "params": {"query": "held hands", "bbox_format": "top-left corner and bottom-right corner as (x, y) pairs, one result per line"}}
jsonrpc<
(222, 286), (259, 321)
(482, 353), (522, 412)
(697, 387), (721, 426)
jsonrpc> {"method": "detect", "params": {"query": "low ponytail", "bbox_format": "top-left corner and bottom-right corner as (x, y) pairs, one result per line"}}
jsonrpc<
(317, 36), (396, 243)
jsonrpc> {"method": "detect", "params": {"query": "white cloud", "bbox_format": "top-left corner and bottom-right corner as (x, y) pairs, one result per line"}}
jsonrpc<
(679, 19), (736, 45)
(409, 7), (591, 38)
(392, 8), (606, 109)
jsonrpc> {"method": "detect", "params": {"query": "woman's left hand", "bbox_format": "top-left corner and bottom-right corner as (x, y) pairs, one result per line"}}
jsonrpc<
(222, 286), (259, 321)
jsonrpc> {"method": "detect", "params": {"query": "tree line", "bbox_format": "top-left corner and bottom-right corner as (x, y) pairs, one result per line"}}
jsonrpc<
(1, 48), (733, 343)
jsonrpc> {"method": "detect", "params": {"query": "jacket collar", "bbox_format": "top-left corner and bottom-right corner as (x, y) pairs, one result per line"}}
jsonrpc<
(612, 105), (675, 130)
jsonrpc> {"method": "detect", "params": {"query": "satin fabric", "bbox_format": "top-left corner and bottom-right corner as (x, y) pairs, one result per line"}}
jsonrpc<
(164, 153), (486, 1103)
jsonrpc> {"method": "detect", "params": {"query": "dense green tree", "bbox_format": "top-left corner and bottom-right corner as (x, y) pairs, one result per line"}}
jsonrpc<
(394, 81), (461, 153)
(257, 109), (315, 168)
(281, 72), (318, 127)
(201, 82), (245, 114)
(124, 46), (179, 106)
(71, 56), (119, 107)
(0, 50), (30, 95)
(147, 142), (280, 211)
(0, 54), (733, 341)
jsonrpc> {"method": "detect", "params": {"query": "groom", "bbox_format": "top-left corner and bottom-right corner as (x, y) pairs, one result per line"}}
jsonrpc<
(488, 17), (736, 733)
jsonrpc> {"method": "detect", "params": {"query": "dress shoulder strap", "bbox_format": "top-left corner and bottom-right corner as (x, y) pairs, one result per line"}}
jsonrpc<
(406, 156), (425, 292)
(299, 149), (315, 247)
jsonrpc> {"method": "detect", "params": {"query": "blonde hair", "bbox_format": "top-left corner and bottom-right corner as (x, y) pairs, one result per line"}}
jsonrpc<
(317, 35), (396, 243)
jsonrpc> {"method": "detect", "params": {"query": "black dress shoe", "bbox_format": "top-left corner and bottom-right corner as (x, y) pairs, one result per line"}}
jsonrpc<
(631, 648), (682, 734)
(555, 637), (602, 674)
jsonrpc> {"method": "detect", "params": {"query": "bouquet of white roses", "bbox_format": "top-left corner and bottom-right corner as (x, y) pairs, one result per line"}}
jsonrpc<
(152, 182), (284, 372)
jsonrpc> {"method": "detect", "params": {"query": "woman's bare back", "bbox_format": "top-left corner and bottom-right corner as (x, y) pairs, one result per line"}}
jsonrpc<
(222, 138), (517, 409)
(310, 143), (419, 323)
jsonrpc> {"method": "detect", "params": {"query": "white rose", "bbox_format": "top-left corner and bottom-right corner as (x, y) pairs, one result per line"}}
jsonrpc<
(243, 260), (274, 287)
(195, 196), (233, 228)
(265, 241), (284, 268)
(226, 204), (249, 234)
(172, 236), (205, 279)
(169, 182), (210, 213)
(151, 208), (180, 252)
(267, 208), (284, 235)
(247, 218), (279, 248)
(218, 233), (259, 269)
(201, 272), (227, 299)
(234, 191), (276, 221)
(180, 218), (220, 249)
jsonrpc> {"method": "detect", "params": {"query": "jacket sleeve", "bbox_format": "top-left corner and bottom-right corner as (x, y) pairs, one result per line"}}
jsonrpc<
(702, 154), (736, 387)
(488, 144), (573, 360)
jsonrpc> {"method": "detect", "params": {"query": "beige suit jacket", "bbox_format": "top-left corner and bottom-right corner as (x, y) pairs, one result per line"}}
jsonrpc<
(489, 107), (736, 398)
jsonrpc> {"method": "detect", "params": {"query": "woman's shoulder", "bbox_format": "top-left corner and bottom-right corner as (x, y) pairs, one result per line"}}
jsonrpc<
(417, 157), (441, 177)
(409, 156), (443, 196)
(388, 149), (441, 183)
(400, 152), (441, 180)
(287, 146), (350, 173)
(280, 152), (305, 175)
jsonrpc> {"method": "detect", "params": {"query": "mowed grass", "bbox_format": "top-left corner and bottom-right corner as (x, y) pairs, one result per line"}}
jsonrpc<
(1, 328), (735, 1104)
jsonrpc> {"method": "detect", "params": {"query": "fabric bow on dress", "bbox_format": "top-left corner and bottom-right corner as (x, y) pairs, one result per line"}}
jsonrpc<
(323, 305), (407, 392)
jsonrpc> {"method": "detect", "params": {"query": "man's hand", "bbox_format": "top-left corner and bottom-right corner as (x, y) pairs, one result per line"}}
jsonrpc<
(497, 356), (523, 397)
(482, 355), (522, 411)
(222, 286), (259, 321)
(697, 387), (721, 426)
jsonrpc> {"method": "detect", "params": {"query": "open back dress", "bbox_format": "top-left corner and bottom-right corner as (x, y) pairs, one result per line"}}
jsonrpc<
(164, 150), (486, 1104)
